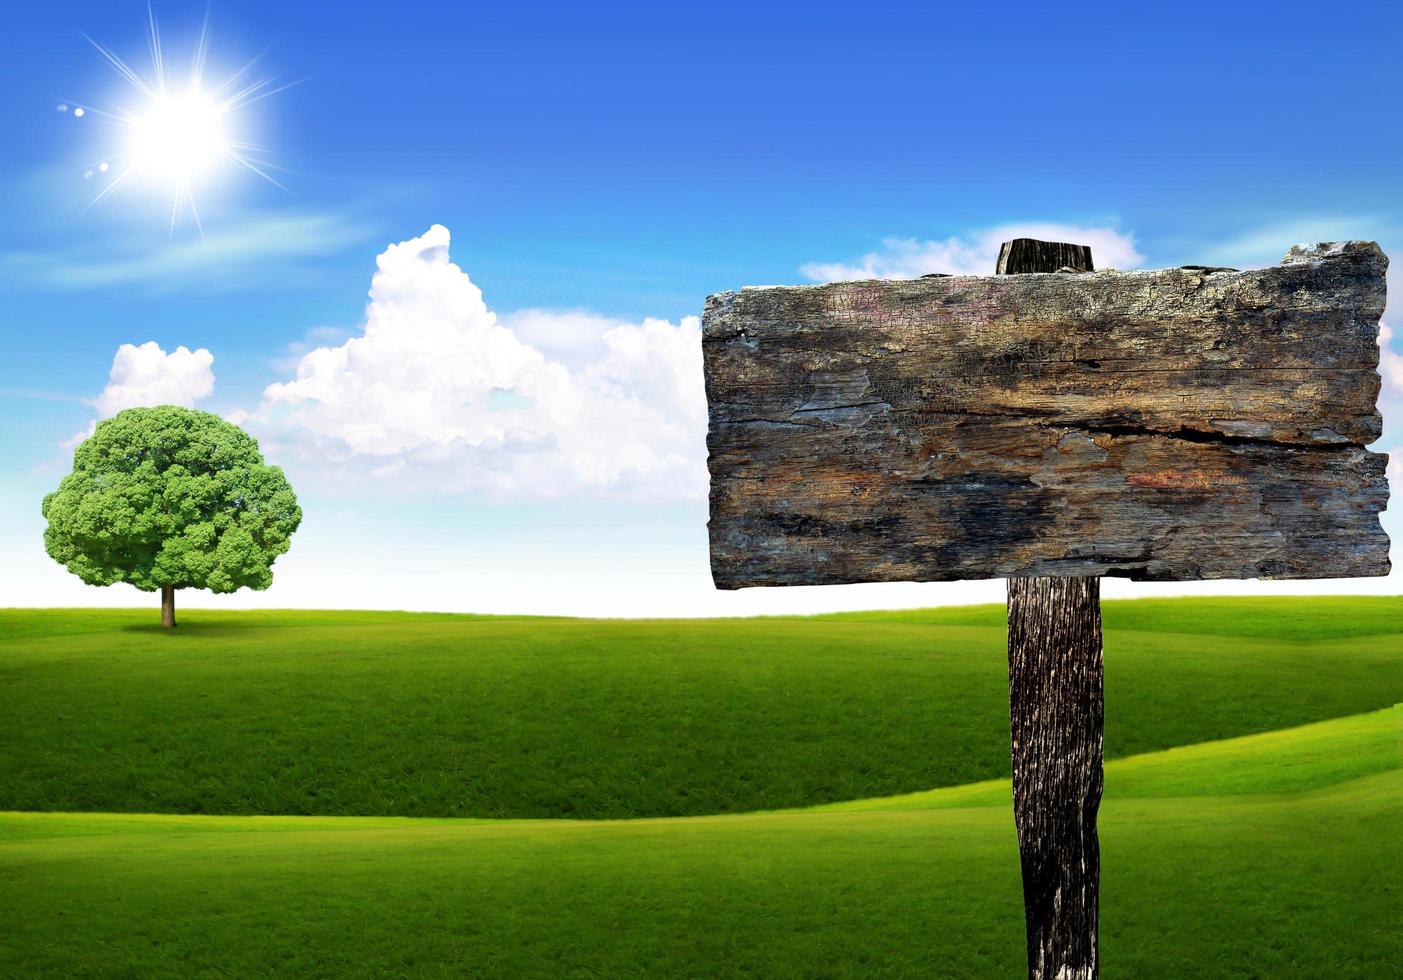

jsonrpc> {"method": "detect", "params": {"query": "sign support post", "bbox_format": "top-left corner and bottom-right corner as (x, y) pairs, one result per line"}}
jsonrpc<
(700, 234), (1390, 980)
(999, 240), (1104, 980)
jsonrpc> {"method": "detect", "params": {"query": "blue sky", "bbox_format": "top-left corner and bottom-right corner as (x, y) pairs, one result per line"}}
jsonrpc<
(3, 0), (1401, 614)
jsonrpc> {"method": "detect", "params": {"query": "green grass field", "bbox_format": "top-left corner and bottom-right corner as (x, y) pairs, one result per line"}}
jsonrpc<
(1, 598), (1400, 976)
(3, 600), (1401, 819)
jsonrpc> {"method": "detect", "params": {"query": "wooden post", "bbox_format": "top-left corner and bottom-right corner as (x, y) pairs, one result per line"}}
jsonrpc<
(999, 239), (1103, 980)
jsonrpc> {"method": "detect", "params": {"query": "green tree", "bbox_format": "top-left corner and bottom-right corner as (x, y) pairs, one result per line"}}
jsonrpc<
(42, 406), (302, 627)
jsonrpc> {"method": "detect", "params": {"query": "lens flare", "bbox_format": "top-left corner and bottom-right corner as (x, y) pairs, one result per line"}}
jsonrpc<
(64, 7), (293, 234)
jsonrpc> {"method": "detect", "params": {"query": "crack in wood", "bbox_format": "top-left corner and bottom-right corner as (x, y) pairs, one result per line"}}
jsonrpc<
(703, 241), (1391, 586)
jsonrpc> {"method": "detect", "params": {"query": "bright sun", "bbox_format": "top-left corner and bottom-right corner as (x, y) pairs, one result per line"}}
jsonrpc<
(128, 89), (228, 185)
(64, 9), (290, 233)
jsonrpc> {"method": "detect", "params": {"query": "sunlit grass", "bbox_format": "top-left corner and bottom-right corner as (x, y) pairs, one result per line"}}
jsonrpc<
(2, 601), (1400, 818)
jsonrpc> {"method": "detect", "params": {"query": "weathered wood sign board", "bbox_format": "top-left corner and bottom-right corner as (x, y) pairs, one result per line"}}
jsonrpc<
(703, 241), (1390, 587)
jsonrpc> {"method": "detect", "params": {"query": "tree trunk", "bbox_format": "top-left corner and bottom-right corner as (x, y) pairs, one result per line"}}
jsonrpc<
(160, 584), (176, 629)
(999, 239), (1103, 980)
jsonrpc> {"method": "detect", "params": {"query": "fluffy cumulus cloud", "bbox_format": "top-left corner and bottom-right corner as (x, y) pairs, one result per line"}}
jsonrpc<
(62, 341), (215, 448)
(496, 309), (637, 365)
(93, 342), (215, 417)
(258, 225), (707, 498)
(1380, 322), (1402, 497)
(1379, 240), (1402, 447)
(800, 222), (1144, 282)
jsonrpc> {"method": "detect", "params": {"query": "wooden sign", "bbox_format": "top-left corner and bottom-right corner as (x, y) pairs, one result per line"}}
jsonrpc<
(703, 241), (1390, 588)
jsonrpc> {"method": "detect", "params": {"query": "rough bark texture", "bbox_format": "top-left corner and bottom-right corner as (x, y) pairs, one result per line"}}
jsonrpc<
(1008, 576), (1103, 980)
(160, 584), (176, 629)
(702, 240), (1390, 588)
(997, 238), (1094, 275)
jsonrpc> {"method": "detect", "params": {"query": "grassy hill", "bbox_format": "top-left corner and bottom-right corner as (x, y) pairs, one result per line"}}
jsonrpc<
(1, 598), (1399, 976)
(2, 712), (1397, 977)
(2, 599), (1400, 819)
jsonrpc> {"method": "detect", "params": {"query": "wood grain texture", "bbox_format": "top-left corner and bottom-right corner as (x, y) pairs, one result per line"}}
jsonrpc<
(1008, 576), (1103, 980)
(1000, 240), (1102, 980)
(703, 241), (1390, 586)
(997, 238), (1094, 276)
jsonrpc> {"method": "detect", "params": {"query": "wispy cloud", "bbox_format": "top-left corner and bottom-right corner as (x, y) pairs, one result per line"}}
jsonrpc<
(1196, 216), (1401, 269)
(0, 387), (89, 403)
(0, 210), (372, 291)
(801, 222), (1144, 282)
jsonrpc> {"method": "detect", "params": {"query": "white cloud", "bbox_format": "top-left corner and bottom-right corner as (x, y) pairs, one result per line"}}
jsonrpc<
(258, 225), (707, 498)
(62, 340), (215, 448)
(800, 222), (1144, 282)
(270, 325), (355, 375)
(1378, 322), (1403, 393)
(94, 342), (215, 417)
(497, 309), (632, 366)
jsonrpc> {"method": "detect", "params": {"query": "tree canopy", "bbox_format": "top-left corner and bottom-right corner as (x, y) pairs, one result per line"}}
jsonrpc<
(42, 406), (301, 597)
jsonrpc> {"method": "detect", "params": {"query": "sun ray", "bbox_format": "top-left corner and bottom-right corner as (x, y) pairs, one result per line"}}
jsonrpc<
(215, 76), (273, 111)
(185, 190), (207, 243)
(83, 35), (156, 97)
(145, 2), (165, 91)
(226, 151), (288, 192)
(189, 10), (210, 88)
(66, 6), (285, 231)
(62, 102), (140, 125)
(83, 164), (138, 211)
(169, 188), (182, 235)
(210, 49), (268, 100)
(217, 73), (305, 115)
(227, 149), (289, 175)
